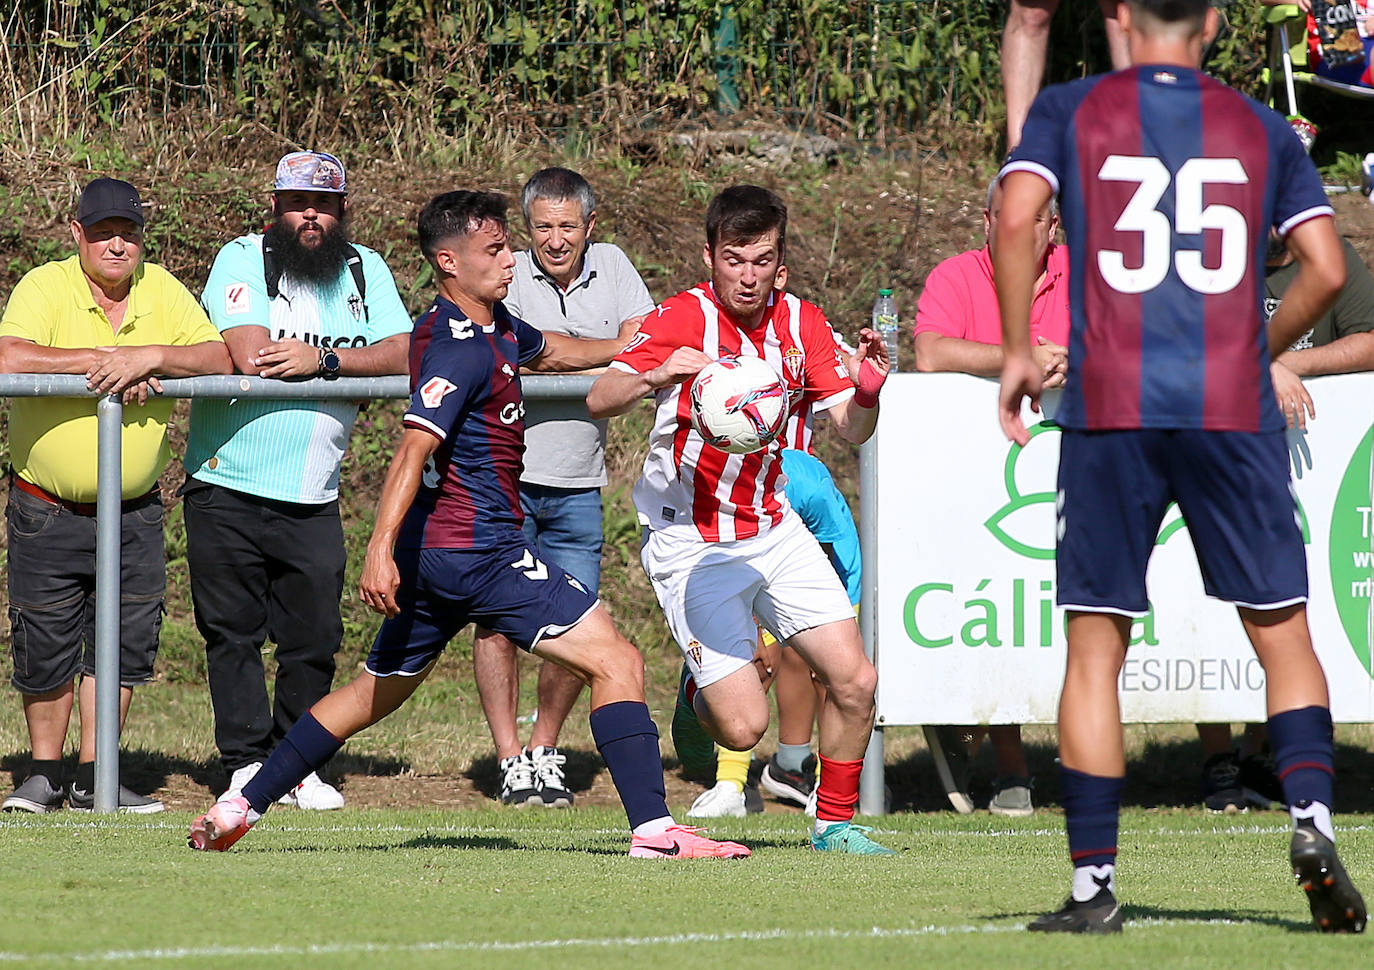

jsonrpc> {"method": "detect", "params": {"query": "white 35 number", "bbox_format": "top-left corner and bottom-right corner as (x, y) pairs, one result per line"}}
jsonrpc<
(1097, 155), (1249, 296)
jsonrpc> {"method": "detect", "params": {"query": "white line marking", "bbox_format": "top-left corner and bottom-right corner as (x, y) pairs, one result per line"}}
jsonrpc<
(0, 919), (1275, 963)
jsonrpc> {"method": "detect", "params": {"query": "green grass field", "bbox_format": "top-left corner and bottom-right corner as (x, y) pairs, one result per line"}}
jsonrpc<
(1, 806), (1369, 968)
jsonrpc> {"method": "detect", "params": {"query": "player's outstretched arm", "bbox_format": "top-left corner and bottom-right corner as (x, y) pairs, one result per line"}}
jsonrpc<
(586, 346), (712, 418)
(528, 320), (642, 373)
(360, 427), (441, 618)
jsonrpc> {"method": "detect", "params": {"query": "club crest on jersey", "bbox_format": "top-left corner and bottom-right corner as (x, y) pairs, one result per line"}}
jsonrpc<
(687, 640), (702, 666)
(782, 347), (804, 383)
(347, 294), (363, 320)
(420, 376), (457, 408)
(224, 284), (251, 316)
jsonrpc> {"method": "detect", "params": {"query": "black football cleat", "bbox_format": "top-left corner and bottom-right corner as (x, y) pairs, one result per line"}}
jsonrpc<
(1028, 887), (1124, 934)
(1291, 824), (1367, 933)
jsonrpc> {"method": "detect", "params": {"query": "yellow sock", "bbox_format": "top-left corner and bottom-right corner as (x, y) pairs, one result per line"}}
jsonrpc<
(715, 745), (751, 793)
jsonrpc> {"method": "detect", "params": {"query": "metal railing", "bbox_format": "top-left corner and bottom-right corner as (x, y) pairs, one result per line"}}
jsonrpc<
(0, 372), (600, 813)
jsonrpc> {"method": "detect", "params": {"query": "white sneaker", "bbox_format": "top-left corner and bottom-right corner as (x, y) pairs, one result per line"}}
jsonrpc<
(804, 783), (817, 818)
(278, 771), (345, 811)
(219, 762), (263, 801)
(687, 781), (747, 818)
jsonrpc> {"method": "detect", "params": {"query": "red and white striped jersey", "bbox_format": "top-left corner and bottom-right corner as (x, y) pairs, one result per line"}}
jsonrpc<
(610, 282), (855, 542)
(777, 329), (856, 454)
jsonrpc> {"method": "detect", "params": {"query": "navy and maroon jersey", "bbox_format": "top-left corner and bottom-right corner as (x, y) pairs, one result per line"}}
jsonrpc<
(397, 296), (546, 550)
(1003, 66), (1333, 432)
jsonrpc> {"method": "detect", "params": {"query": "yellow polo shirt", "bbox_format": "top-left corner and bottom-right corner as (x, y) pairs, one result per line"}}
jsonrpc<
(0, 255), (222, 501)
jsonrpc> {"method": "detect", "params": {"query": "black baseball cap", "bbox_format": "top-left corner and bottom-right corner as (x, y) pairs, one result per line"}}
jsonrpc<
(76, 177), (145, 227)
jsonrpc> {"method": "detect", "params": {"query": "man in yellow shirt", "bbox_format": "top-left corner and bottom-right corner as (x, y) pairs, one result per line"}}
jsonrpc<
(0, 177), (230, 813)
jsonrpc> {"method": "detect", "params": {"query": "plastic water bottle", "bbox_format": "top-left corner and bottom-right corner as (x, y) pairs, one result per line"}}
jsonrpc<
(872, 288), (899, 371)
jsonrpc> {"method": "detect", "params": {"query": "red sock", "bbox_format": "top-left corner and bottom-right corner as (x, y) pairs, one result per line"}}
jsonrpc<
(814, 755), (863, 823)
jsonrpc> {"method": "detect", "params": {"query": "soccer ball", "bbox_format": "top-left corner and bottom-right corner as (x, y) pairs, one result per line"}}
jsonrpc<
(689, 355), (789, 455)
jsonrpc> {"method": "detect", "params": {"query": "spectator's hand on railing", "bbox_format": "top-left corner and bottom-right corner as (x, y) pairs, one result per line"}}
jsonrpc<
(120, 379), (163, 406)
(1033, 337), (1068, 390)
(87, 346), (161, 398)
(250, 338), (320, 379)
(1271, 359), (1315, 429)
(360, 544), (402, 618)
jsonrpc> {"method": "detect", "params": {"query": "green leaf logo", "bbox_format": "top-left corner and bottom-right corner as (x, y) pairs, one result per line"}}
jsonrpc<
(984, 422), (1059, 560)
(1327, 424), (1374, 680)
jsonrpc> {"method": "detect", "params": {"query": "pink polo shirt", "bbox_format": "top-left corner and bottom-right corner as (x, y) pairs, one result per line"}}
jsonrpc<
(913, 243), (1070, 347)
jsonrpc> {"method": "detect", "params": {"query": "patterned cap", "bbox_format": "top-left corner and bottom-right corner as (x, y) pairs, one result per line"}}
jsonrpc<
(273, 151), (347, 194)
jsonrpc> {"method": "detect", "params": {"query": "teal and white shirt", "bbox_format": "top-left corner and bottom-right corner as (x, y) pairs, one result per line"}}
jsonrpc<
(185, 233), (412, 504)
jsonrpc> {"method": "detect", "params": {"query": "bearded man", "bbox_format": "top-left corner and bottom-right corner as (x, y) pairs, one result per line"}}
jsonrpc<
(182, 151), (412, 810)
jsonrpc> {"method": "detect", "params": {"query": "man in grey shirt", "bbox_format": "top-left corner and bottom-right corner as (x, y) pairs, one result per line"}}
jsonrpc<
(474, 167), (653, 807)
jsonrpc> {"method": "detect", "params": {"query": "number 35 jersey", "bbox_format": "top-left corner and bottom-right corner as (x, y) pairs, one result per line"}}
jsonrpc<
(1002, 65), (1332, 433)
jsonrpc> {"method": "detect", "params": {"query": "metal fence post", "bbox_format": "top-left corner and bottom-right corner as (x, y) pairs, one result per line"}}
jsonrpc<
(94, 394), (123, 813)
(714, 3), (740, 112)
(858, 431), (885, 815)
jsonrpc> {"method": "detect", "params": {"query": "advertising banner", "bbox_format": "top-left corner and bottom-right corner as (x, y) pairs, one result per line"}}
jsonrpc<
(873, 373), (1374, 724)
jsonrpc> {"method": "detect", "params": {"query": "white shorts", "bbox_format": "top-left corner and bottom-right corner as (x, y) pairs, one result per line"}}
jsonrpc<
(640, 511), (857, 688)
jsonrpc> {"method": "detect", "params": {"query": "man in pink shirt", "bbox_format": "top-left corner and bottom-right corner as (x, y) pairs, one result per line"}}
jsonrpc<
(914, 179), (1069, 383)
(912, 178), (1068, 817)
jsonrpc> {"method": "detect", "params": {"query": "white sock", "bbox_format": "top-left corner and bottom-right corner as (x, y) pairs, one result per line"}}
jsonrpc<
(813, 817), (846, 838)
(1291, 800), (1335, 842)
(632, 815), (675, 839)
(1072, 863), (1115, 902)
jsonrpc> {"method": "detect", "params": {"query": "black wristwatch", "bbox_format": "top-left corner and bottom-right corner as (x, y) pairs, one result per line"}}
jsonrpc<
(318, 347), (341, 379)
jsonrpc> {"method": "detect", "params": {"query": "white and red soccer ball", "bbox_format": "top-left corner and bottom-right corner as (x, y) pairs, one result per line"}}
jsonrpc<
(689, 355), (789, 455)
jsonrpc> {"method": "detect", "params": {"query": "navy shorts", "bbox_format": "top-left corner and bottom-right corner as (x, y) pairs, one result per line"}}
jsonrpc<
(366, 537), (599, 677)
(1056, 429), (1307, 615)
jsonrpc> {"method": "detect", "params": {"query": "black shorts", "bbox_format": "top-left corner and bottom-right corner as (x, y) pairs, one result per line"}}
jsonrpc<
(1056, 429), (1307, 615)
(7, 484), (165, 693)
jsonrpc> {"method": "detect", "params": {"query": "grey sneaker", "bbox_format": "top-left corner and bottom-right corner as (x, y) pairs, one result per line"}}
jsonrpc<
(989, 776), (1035, 817)
(67, 782), (164, 814)
(2, 774), (64, 813)
(924, 725), (974, 814)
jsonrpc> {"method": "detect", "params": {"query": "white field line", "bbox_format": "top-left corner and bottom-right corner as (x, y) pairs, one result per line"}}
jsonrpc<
(2, 819), (1369, 840)
(0, 919), (1266, 963)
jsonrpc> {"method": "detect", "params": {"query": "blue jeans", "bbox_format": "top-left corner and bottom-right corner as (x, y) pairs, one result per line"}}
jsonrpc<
(519, 484), (603, 595)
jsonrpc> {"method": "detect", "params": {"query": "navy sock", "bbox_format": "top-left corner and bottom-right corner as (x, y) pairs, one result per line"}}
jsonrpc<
(1268, 705), (1334, 810)
(1061, 766), (1124, 868)
(589, 700), (670, 831)
(241, 712), (343, 815)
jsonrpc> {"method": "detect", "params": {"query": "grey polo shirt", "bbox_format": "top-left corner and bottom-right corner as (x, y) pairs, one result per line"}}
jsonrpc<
(505, 241), (655, 488)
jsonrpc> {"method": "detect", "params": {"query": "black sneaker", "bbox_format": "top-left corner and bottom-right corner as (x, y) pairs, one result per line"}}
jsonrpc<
(1291, 822), (1367, 933)
(759, 753), (815, 807)
(1201, 751), (1245, 814)
(743, 782), (764, 814)
(498, 751), (541, 807)
(2, 774), (64, 813)
(66, 782), (164, 814)
(1028, 887), (1124, 934)
(529, 745), (574, 808)
(1239, 752), (1285, 809)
